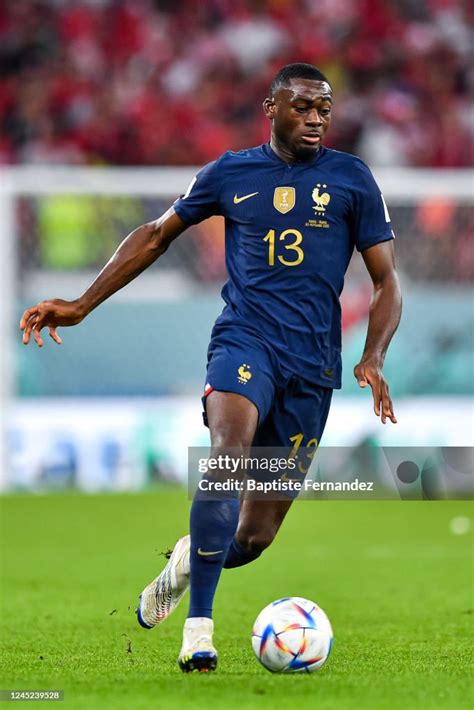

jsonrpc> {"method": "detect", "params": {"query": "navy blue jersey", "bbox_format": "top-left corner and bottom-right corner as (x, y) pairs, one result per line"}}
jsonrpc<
(173, 143), (394, 388)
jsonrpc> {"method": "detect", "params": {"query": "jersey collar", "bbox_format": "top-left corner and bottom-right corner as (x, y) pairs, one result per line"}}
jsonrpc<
(262, 142), (326, 166)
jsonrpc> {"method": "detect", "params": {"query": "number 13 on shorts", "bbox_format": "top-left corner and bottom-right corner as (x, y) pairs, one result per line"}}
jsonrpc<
(289, 433), (319, 474)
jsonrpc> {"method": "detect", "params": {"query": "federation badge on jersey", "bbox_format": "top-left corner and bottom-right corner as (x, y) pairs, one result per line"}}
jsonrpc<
(237, 364), (252, 385)
(312, 184), (331, 213)
(273, 187), (295, 214)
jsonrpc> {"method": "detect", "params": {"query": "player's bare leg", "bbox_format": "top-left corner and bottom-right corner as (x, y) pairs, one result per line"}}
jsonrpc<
(235, 497), (293, 556)
(222, 482), (294, 570)
(179, 391), (258, 672)
(137, 390), (258, 668)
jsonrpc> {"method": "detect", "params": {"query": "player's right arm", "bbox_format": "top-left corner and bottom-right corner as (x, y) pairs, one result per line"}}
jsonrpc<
(20, 207), (186, 347)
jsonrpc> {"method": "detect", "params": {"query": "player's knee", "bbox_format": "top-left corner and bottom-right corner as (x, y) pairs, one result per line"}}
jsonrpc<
(210, 432), (252, 453)
(209, 408), (256, 451)
(236, 526), (276, 554)
(210, 442), (244, 459)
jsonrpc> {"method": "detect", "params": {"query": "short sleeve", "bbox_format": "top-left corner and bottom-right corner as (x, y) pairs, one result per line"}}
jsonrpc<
(173, 159), (222, 226)
(350, 160), (394, 252)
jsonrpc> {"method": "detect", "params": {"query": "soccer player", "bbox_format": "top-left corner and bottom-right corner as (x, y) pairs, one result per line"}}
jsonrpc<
(20, 64), (402, 673)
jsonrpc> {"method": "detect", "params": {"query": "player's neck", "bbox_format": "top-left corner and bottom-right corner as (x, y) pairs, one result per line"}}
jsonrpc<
(269, 137), (320, 164)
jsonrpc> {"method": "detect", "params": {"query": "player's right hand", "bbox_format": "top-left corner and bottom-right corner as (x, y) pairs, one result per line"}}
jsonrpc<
(20, 299), (86, 347)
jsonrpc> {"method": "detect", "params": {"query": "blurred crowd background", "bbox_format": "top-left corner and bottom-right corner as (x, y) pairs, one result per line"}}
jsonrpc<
(4, 0), (474, 293)
(1, 0), (473, 168)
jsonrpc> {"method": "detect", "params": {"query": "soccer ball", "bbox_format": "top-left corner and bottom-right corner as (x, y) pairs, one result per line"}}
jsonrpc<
(251, 597), (333, 673)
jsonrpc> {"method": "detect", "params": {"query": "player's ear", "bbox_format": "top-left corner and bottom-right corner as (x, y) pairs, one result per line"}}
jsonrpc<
(263, 97), (276, 120)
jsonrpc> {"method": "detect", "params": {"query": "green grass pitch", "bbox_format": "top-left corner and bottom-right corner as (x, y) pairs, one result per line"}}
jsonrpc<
(0, 490), (472, 709)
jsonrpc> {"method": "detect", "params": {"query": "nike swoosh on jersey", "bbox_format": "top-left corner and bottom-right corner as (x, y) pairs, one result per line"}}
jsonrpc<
(197, 548), (224, 556)
(233, 192), (259, 204)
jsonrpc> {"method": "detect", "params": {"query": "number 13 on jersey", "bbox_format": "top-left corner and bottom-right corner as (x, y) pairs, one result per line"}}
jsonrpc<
(263, 229), (304, 267)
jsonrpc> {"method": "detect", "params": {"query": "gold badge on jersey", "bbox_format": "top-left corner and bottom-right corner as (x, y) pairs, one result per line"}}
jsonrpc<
(273, 187), (295, 214)
(312, 183), (331, 213)
(237, 363), (252, 385)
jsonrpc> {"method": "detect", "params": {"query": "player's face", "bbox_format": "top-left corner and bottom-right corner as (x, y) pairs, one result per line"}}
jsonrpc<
(264, 78), (333, 162)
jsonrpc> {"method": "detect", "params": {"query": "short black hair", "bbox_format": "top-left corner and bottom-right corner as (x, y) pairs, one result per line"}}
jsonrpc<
(269, 63), (331, 98)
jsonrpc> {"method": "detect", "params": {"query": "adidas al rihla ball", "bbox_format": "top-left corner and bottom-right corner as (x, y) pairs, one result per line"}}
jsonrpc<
(251, 597), (333, 673)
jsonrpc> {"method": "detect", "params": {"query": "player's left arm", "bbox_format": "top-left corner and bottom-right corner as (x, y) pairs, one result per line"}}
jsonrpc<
(354, 240), (402, 424)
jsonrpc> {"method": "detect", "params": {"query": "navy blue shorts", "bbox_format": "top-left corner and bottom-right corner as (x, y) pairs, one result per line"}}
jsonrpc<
(202, 326), (333, 452)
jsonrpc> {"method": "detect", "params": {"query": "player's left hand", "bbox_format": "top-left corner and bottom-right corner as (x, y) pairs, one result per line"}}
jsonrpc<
(353, 358), (397, 424)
